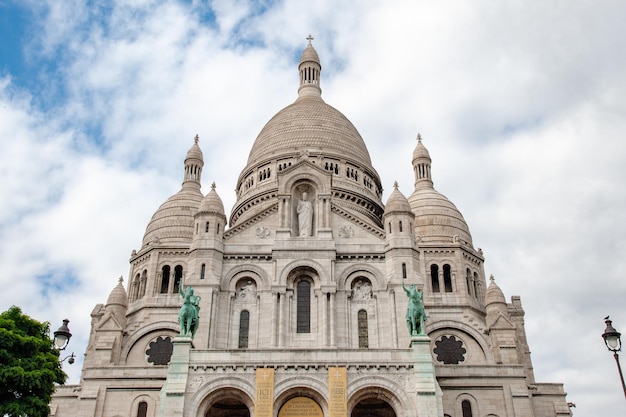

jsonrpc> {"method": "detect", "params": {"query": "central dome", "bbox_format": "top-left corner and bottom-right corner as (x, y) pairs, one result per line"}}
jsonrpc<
(231, 41), (384, 227)
(246, 95), (373, 167)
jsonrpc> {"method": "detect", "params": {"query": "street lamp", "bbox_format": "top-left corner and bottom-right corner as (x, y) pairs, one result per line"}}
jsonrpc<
(53, 319), (75, 365)
(602, 316), (626, 398)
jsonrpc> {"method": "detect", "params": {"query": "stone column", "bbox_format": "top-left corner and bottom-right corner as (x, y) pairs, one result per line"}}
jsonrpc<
(329, 292), (336, 347)
(158, 336), (193, 417)
(390, 290), (398, 348)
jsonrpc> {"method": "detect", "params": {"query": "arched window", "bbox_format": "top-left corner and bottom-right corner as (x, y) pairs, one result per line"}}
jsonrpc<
(200, 264), (206, 280)
(473, 272), (480, 300)
(443, 264), (453, 292)
(296, 280), (311, 333)
(173, 266), (183, 294)
(140, 270), (147, 298)
(388, 222), (392, 233)
(466, 268), (473, 296)
(137, 401), (148, 417)
(462, 400), (473, 417)
(431, 264), (440, 292)
(205, 221), (209, 233)
(358, 310), (369, 348)
(217, 223), (220, 234)
(160, 266), (170, 294)
(239, 310), (250, 348)
(399, 221), (403, 232)
(402, 263), (407, 279)
(132, 273), (140, 301)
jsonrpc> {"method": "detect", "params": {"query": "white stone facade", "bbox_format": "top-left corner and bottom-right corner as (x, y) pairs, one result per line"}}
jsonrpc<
(50, 41), (570, 417)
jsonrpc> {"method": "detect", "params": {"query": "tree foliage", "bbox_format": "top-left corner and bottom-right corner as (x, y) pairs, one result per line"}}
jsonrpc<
(0, 306), (66, 417)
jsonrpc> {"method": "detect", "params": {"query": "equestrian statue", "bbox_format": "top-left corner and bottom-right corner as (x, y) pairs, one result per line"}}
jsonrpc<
(178, 285), (200, 339)
(402, 282), (426, 336)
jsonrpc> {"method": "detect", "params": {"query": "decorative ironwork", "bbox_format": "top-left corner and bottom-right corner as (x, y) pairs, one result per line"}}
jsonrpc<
(433, 335), (466, 364)
(146, 336), (173, 365)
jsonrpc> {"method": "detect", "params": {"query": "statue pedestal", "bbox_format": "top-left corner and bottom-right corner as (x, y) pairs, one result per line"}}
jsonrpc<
(158, 336), (194, 417)
(410, 335), (444, 417)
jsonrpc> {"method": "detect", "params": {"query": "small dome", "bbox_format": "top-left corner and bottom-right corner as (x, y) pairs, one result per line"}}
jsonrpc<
(142, 187), (203, 246)
(385, 182), (412, 214)
(485, 275), (507, 306)
(106, 276), (128, 308)
(409, 135), (472, 244)
(412, 133), (431, 162)
(299, 43), (320, 66)
(197, 182), (225, 215)
(186, 135), (203, 161)
(408, 187), (472, 245)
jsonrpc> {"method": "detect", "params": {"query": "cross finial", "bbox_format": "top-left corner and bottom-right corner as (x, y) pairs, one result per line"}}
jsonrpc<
(306, 34), (314, 46)
(194, 134), (199, 144)
(118, 275), (123, 284)
(211, 181), (216, 190)
(489, 274), (495, 282)
(417, 133), (422, 142)
(393, 180), (399, 190)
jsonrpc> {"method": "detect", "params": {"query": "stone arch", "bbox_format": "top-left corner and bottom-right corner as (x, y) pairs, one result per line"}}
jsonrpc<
(188, 377), (255, 417)
(338, 264), (385, 291)
(281, 164), (330, 195)
(120, 322), (178, 365)
(426, 321), (492, 365)
(455, 393), (479, 417)
(347, 381), (408, 417)
(274, 380), (328, 417)
(129, 394), (156, 417)
(223, 264), (269, 291)
(280, 260), (325, 288)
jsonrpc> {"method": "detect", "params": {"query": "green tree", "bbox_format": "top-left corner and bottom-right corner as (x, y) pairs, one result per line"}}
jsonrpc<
(0, 306), (66, 417)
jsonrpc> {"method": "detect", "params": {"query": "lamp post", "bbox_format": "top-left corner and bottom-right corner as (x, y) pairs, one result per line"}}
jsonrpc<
(602, 316), (626, 398)
(53, 319), (75, 365)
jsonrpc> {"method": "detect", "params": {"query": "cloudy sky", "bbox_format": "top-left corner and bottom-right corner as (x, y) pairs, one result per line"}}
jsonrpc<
(1, 1), (625, 415)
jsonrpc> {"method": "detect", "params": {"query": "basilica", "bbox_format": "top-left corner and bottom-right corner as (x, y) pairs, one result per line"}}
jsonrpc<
(50, 40), (571, 417)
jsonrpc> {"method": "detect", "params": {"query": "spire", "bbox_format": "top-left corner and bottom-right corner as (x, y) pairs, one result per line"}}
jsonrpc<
(298, 35), (322, 98)
(412, 133), (433, 190)
(183, 134), (204, 189)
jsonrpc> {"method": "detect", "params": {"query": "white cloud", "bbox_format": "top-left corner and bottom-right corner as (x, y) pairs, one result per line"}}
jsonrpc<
(1, 1), (626, 415)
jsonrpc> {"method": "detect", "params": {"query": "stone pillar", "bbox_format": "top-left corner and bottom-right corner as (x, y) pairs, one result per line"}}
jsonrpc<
(329, 292), (336, 347)
(317, 193), (332, 238)
(411, 335), (443, 417)
(159, 336), (193, 417)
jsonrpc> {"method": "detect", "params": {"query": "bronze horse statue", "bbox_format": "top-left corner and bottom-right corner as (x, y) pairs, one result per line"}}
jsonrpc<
(179, 286), (200, 339)
(402, 282), (426, 335)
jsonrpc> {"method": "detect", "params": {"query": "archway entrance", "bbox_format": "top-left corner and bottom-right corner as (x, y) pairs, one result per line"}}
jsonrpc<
(351, 398), (396, 417)
(278, 397), (323, 417)
(205, 391), (250, 417)
(205, 397), (250, 417)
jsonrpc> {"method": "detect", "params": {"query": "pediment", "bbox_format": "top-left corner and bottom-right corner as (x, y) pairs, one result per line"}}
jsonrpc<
(224, 204), (279, 241)
(95, 311), (122, 332)
(489, 313), (515, 330)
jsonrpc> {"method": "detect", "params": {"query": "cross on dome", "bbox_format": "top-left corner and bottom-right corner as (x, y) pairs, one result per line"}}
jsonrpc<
(306, 34), (314, 45)
(194, 134), (199, 144)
